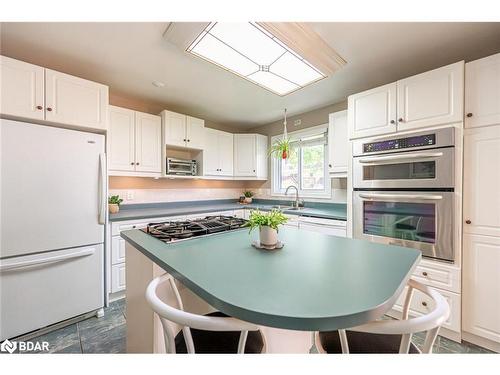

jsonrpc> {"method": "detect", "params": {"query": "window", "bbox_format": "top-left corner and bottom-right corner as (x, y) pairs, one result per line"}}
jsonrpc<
(272, 125), (331, 198)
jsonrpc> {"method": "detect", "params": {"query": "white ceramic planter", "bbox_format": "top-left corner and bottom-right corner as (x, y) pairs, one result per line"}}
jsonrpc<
(259, 226), (278, 246)
(244, 197), (253, 204)
(109, 204), (120, 214)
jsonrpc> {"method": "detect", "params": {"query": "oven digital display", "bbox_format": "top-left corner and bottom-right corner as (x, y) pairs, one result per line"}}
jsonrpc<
(363, 134), (436, 153)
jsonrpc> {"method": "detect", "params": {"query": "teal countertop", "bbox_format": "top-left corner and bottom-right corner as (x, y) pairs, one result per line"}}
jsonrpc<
(121, 227), (420, 331)
(109, 199), (347, 222)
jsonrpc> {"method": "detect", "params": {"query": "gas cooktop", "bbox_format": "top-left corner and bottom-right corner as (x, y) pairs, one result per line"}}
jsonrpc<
(142, 215), (248, 242)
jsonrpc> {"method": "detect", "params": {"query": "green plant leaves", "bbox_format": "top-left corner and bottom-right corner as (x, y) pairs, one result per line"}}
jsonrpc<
(244, 209), (289, 232)
(108, 195), (123, 205)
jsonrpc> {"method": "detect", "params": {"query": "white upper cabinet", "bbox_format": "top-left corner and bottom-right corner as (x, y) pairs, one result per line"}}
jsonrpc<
(203, 128), (233, 176)
(348, 61), (465, 138)
(162, 110), (186, 147)
(108, 106), (161, 176)
(465, 53), (500, 129)
(0, 56), (108, 130)
(233, 134), (268, 179)
(348, 82), (397, 139)
(162, 110), (205, 149)
(135, 112), (162, 173)
(45, 69), (108, 130)
(108, 106), (135, 171)
(463, 125), (500, 238)
(0, 55), (45, 121)
(396, 61), (464, 131)
(186, 116), (205, 149)
(328, 110), (348, 176)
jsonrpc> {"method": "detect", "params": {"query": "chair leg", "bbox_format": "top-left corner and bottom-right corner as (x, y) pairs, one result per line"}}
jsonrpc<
(398, 333), (412, 353)
(339, 329), (350, 354)
(237, 331), (248, 354)
(422, 327), (440, 354)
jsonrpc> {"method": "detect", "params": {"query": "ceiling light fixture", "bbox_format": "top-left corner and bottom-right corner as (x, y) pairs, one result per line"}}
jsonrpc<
(186, 22), (337, 96)
(152, 81), (165, 88)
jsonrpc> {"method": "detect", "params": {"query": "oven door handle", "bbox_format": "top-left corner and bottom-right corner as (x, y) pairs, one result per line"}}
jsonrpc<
(358, 193), (443, 201)
(357, 152), (443, 164)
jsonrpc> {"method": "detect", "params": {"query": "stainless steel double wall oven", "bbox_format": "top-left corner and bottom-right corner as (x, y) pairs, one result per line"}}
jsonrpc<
(353, 127), (456, 262)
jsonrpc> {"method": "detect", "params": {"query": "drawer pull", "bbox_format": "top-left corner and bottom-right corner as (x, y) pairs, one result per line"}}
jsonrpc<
(422, 271), (428, 276)
(421, 301), (428, 307)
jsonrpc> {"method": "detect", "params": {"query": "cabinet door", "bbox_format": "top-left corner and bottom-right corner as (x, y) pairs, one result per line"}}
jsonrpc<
(397, 61), (464, 131)
(186, 116), (205, 149)
(163, 110), (187, 147)
(348, 82), (397, 139)
(111, 237), (127, 265)
(0, 56), (45, 121)
(203, 128), (220, 175)
(218, 131), (234, 176)
(234, 134), (256, 176)
(45, 69), (108, 129)
(108, 106), (135, 171)
(463, 126), (500, 237)
(135, 112), (162, 173)
(465, 53), (500, 128)
(111, 263), (126, 293)
(463, 233), (500, 343)
(328, 110), (348, 175)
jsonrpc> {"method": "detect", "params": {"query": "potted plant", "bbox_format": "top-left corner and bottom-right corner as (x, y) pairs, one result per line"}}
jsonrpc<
(243, 190), (254, 204)
(108, 195), (123, 214)
(245, 209), (288, 247)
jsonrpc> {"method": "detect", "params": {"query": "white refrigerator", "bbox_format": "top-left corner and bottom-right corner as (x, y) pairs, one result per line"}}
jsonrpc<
(0, 119), (106, 340)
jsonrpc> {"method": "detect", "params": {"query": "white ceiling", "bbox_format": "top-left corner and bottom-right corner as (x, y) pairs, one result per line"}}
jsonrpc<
(1, 22), (500, 128)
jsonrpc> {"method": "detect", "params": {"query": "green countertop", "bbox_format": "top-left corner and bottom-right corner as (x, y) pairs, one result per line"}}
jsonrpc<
(121, 227), (420, 331)
(109, 199), (347, 222)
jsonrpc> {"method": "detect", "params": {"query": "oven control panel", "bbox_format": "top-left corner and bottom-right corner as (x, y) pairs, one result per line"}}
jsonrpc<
(363, 134), (436, 153)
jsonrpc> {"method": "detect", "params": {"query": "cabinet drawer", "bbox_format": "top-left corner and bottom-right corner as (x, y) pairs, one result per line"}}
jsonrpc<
(412, 260), (461, 293)
(111, 263), (126, 293)
(392, 286), (461, 333)
(111, 237), (126, 265)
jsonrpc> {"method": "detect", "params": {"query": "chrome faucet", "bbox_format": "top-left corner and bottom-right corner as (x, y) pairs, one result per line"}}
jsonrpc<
(285, 185), (300, 208)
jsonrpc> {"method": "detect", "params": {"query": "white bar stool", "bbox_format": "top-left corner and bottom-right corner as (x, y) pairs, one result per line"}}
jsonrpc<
(146, 273), (266, 354)
(314, 279), (450, 354)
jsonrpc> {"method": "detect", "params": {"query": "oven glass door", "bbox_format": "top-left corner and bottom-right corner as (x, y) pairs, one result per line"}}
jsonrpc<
(167, 160), (194, 175)
(353, 147), (454, 189)
(353, 191), (454, 262)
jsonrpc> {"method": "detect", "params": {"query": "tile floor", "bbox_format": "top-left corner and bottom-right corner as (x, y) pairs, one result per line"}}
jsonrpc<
(15, 298), (493, 354)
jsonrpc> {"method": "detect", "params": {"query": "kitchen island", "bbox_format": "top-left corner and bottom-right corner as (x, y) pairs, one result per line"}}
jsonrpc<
(122, 226), (420, 353)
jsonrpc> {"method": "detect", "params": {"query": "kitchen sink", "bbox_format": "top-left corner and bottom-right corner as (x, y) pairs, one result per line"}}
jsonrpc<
(270, 205), (293, 210)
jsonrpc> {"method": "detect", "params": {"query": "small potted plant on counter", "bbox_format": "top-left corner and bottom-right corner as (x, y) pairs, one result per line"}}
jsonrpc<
(243, 190), (254, 204)
(108, 195), (123, 214)
(245, 209), (288, 249)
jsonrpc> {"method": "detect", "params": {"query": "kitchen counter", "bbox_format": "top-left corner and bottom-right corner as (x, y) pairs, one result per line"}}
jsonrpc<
(122, 227), (420, 332)
(109, 199), (347, 222)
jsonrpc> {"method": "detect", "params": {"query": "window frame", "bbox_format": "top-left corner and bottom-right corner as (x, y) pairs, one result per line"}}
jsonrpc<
(271, 124), (331, 199)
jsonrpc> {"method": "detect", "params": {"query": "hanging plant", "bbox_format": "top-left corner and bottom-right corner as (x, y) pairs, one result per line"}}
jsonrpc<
(269, 137), (292, 159)
(269, 108), (292, 160)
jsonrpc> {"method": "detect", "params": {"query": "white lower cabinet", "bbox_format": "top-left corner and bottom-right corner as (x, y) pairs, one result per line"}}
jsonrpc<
(463, 233), (500, 344)
(111, 263), (126, 293)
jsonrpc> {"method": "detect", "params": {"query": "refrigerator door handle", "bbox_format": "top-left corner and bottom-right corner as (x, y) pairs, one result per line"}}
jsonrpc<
(98, 153), (106, 225)
(0, 248), (95, 272)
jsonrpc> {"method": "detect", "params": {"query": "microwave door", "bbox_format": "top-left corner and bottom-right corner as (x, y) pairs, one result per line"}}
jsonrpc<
(353, 191), (454, 262)
(353, 147), (454, 189)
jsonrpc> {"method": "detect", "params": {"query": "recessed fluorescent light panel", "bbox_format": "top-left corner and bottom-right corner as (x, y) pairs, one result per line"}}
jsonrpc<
(186, 22), (326, 96)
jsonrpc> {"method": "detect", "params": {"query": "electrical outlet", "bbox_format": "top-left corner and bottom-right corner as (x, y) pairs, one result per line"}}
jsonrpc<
(126, 191), (134, 201)
(294, 119), (302, 126)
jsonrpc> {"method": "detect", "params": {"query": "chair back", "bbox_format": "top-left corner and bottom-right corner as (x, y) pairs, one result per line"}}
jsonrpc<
(316, 278), (450, 354)
(146, 273), (260, 354)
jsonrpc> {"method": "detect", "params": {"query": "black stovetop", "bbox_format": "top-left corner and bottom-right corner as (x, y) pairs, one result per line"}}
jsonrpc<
(141, 215), (248, 242)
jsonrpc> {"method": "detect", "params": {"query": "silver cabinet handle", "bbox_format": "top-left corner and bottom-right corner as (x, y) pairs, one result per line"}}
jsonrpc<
(0, 248), (95, 272)
(359, 193), (443, 201)
(98, 153), (107, 225)
(358, 152), (443, 164)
